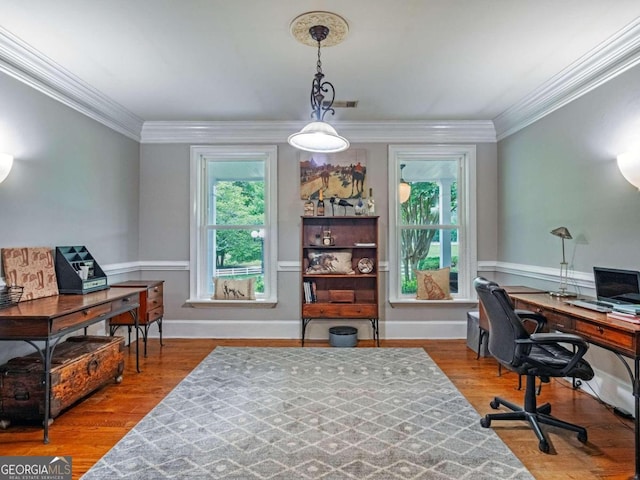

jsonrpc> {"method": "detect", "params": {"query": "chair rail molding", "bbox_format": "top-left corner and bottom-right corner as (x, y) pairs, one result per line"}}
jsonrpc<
(478, 260), (594, 291)
(103, 260), (190, 276)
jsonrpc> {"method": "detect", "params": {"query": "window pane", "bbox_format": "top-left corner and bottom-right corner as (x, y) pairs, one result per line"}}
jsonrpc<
(400, 228), (459, 294)
(207, 228), (264, 296)
(400, 160), (457, 226)
(206, 160), (265, 226)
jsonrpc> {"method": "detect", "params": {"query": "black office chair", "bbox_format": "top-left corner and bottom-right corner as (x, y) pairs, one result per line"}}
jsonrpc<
(474, 277), (595, 453)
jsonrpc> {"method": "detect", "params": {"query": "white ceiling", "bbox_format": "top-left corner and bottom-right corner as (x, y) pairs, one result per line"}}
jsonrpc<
(1, 1), (639, 130)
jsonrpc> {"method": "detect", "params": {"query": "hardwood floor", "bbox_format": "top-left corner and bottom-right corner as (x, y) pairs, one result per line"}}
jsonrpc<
(0, 338), (635, 479)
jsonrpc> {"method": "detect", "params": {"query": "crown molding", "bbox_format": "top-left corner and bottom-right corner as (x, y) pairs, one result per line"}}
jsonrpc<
(3, 16), (639, 145)
(494, 17), (640, 140)
(140, 120), (497, 144)
(0, 26), (144, 141)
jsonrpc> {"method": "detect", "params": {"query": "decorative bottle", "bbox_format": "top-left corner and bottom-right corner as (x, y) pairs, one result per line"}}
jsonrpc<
(303, 195), (315, 216)
(316, 189), (325, 216)
(354, 196), (365, 215)
(367, 188), (375, 215)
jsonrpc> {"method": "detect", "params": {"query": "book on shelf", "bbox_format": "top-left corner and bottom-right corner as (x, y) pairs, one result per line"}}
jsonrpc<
(303, 281), (317, 303)
(606, 310), (640, 324)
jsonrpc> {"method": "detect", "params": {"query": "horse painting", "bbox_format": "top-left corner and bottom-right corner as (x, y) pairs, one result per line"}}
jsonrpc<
(350, 164), (366, 196)
(298, 149), (367, 200)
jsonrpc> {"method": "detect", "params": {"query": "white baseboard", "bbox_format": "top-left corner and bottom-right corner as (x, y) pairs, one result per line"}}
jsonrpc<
(148, 319), (467, 341)
(581, 364), (634, 418)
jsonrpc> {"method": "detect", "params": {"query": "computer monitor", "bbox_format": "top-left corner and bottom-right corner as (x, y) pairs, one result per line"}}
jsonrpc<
(594, 267), (640, 305)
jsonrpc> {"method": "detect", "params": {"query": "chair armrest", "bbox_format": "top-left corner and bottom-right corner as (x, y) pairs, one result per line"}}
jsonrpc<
(528, 332), (589, 349)
(515, 309), (546, 333)
(516, 333), (589, 376)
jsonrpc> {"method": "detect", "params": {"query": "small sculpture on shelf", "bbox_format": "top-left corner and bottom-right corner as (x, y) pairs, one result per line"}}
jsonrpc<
(330, 197), (353, 215)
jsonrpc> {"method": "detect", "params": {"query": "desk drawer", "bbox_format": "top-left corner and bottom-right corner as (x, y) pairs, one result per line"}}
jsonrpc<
(542, 310), (574, 332)
(303, 303), (377, 318)
(112, 295), (137, 313)
(513, 301), (574, 332)
(52, 303), (112, 333)
(146, 305), (164, 324)
(574, 321), (633, 351)
(147, 283), (163, 301)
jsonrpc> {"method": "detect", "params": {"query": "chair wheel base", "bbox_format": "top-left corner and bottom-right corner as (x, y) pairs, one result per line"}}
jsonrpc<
(480, 416), (491, 428)
(539, 440), (549, 453)
(489, 398), (500, 409)
(577, 431), (587, 443)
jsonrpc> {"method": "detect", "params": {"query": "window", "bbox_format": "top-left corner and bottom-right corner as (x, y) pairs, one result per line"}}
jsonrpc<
(388, 145), (476, 302)
(189, 145), (278, 304)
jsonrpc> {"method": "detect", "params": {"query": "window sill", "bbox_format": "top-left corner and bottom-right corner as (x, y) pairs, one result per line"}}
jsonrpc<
(389, 297), (478, 307)
(185, 298), (277, 308)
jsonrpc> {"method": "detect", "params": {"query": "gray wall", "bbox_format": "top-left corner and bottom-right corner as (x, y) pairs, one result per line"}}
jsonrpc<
(498, 64), (640, 276)
(139, 142), (498, 340)
(496, 62), (640, 414)
(0, 72), (141, 363)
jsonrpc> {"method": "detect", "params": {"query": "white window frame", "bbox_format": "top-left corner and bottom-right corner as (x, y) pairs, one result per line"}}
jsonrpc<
(188, 145), (278, 306)
(388, 144), (477, 303)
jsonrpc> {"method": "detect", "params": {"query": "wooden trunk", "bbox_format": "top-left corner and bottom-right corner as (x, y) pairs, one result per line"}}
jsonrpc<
(0, 335), (124, 422)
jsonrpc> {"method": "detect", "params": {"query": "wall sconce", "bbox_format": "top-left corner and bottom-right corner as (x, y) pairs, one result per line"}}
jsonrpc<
(617, 150), (640, 190)
(0, 153), (13, 183)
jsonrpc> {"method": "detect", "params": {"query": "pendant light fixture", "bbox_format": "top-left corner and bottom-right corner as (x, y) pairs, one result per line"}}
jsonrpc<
(288, 12), (350, 153)
(399, 164), (411, 203)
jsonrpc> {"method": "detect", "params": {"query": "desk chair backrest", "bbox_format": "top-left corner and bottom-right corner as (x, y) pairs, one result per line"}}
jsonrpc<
(474, 277), (531, 369)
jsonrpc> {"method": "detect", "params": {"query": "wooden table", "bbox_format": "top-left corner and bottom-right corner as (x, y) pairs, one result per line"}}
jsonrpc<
(0, 287), (143, 443)
(510, 292), (640, 480)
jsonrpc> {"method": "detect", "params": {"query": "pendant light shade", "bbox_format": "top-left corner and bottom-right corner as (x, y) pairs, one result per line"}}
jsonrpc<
(288, 121), (349, 153)
(288, 13), (349, 153)
(399, 164), (411, 203)
(399, 181), (411, 203)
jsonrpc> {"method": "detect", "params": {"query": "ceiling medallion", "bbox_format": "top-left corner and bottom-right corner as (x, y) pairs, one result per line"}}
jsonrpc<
(290, 11), (349, 47)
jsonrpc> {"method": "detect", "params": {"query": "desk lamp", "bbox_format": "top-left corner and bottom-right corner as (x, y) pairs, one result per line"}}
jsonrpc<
(549, 226), (576, 297)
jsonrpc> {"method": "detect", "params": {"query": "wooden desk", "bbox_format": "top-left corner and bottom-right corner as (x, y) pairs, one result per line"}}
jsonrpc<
(0, 287), (143, 443)
(110, 280), (164, 357)
(510, 292), (640, 480)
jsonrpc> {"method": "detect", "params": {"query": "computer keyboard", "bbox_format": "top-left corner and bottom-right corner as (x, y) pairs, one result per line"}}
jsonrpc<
(567, 299), (613, 313)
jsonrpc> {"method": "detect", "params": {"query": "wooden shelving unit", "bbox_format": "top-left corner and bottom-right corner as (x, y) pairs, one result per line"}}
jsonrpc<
(300, 215), (379, 346)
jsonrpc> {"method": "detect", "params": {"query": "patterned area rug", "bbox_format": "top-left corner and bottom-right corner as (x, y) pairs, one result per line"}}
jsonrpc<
(81, 347), (533, 479)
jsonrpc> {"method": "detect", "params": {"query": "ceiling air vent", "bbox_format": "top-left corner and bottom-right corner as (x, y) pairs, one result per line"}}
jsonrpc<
(323, 100), (358, 108)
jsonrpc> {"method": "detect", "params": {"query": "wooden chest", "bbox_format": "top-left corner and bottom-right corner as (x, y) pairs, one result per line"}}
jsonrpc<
(0, 335), (124, 423)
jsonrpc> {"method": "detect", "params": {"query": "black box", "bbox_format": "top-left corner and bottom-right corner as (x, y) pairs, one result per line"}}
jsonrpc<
(55, 246), (108, 294)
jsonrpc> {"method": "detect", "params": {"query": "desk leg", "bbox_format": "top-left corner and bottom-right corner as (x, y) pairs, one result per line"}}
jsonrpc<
(42, 338), (52, 444)
(614, 353), (640, 480)
(134, 311), (140, 373)
(634, 358), (640, 480)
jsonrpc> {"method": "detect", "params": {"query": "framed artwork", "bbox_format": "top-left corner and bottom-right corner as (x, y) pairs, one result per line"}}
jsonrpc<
(299, 149), (367, 200)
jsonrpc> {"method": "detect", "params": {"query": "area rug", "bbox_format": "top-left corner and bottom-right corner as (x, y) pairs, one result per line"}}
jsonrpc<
(81, 347), (533, 479)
